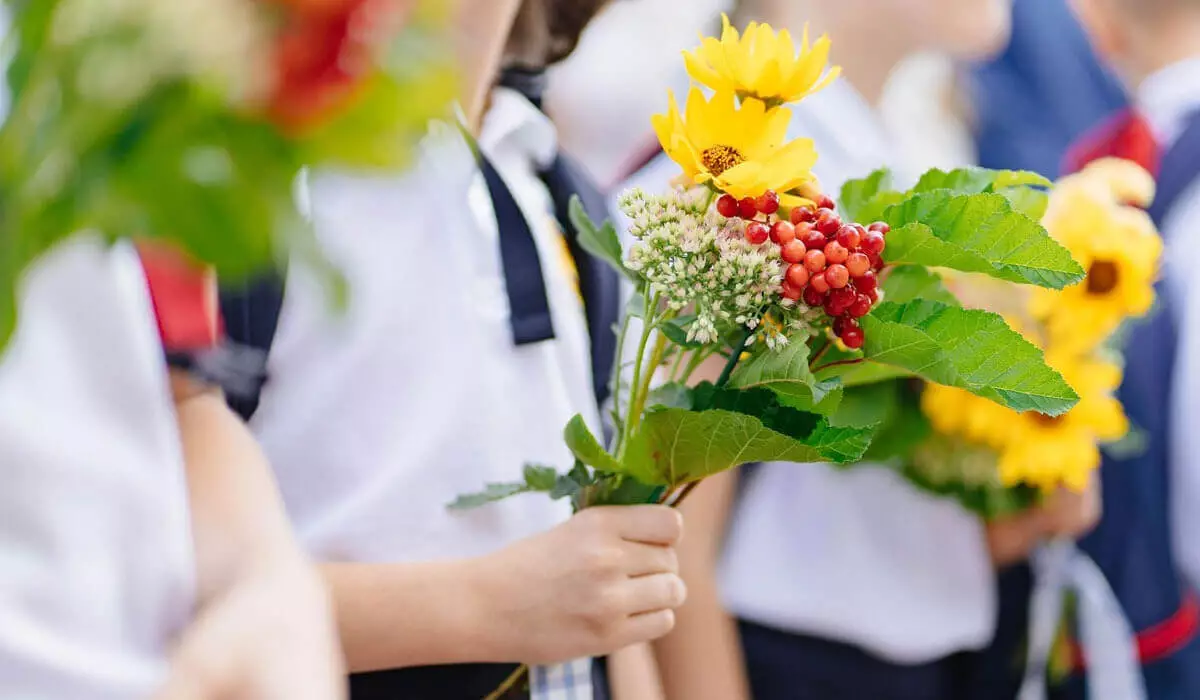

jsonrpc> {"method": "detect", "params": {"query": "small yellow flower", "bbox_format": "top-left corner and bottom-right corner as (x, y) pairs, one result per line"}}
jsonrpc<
(1031, 159), (1162, 353)
(651, 87), (818, 200)
(683, 14), (841, 106)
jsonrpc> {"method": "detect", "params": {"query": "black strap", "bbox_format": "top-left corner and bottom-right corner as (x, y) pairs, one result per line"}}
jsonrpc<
(218, 272), (286, 422)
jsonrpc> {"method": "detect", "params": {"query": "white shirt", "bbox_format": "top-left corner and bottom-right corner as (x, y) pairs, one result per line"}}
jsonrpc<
(1136, 58), (1200, 592)
(251, 96), (597, 564)
(0, 238), (195, 698)
(621, 80), (995, 664)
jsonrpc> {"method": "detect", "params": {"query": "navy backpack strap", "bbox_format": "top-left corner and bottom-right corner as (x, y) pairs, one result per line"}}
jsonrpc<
(539, 153), (621, 405)
(218, 271), (286, 422)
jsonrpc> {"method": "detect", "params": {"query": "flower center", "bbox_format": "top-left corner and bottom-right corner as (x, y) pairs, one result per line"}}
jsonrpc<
(1086, 260), (1120, 295)
(701, 145), (745, 176)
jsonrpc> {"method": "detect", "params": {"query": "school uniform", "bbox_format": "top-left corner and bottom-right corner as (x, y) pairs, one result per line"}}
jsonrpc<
(0, 237), (197, 699)
(620, 80), (995, 700)
(224, 86), (617, 699)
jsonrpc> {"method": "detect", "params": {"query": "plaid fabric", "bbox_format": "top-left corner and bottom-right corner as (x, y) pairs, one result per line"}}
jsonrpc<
(530, 659), (594, 700)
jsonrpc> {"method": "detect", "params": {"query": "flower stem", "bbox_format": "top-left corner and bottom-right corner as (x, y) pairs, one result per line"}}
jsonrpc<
(809, 337), (832, 370)
(609, 312), (633, 436)
(716, 326), (756, 388)
(812, 357), (865, 374)
(618, 294), (659, 457)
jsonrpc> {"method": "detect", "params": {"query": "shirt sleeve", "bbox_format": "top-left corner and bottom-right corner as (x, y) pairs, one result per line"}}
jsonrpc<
(134, 241), (220, 355)
(1164, 184), (1200, 590)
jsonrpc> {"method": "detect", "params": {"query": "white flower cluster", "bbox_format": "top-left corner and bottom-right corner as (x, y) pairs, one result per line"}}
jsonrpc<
(620, 187), (819, 347)
(52, 0), (272, 108)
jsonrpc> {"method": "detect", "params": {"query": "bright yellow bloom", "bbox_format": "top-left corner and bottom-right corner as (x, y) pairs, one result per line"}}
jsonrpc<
(923, 351), (1127, 493)
(683, 14), (841, 105)
(652, 87), (818, 200)
(1031, 159), (1162, 354)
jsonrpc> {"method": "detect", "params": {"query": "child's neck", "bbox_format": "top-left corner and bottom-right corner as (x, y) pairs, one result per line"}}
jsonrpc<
(739, 0), (916, 106)
(1124, 16), (1200, 92)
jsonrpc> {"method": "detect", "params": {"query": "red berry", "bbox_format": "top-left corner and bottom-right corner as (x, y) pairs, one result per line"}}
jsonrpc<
(809, 271), (831, 294)
(829, 287), (857, 312)
(836, 225), (862, 250)
(841, 326), (865, 349)
(825, 264), (849, 288)
(867, 288), (880, 303)
(771, 220), (797, 245)
(716, 194), (739, 218)
(818, 194), (837, 210)
(746, 221), (770, 245)
(824, 299), (843, 317)
(738, 197), (758, 219)
(786, 263), (810, 288)
(823, 241), (849, 265)
(756, 191), (780, 215)
(857, 270), (878, 294)
(833, 316), (853, 336)
(846, 252), (871, 278)
(868, 222), (891, 234)
(816, 209), (841, 236)
(803, 285), (827, 307)
(801, 226), (827, 251)
(781, 240), (807, 264)
(781, 281), (803, 301)
(791, 206), (816, 224)
(849, 294), (873, 318)
(803, 249), (827, 273)
(870, 252), (885, 270)
(861, 230), (886, 256)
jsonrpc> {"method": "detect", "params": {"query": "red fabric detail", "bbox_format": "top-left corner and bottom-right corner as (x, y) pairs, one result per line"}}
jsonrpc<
(135, 242), (220, 353)
(1070, 591), (1200, 670)
(1063, 109), (1161, 176)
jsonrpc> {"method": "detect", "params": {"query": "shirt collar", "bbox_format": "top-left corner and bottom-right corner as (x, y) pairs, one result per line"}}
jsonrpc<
(479, 86), (559, 170)
(1137, 56), (1200, 146)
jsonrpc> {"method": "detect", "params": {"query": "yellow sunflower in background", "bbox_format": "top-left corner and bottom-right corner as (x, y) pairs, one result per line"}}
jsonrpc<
(922, 383), (1018, 449)
(652, 87), (818, 200)
(683, 14), (841, 105)
(993, 352), (1127, 492)
(1031, 159), (1162, 354)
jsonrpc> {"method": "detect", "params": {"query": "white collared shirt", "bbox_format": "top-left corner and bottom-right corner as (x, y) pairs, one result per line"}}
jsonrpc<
(1135, 57), (1200, 592)
(251, 95), (597, 564)
(0, 238), (195, 698)
(620, 80), (995, 664)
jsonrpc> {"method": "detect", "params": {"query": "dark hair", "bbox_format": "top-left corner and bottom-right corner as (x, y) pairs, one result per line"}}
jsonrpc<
(506, 0), (613, 68)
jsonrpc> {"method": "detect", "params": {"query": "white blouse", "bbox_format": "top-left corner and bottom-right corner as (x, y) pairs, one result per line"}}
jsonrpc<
(0, 238), (195, 698)
(251, 101), (598, 563)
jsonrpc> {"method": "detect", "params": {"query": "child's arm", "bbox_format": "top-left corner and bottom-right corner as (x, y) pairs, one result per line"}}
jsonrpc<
(986, 480), (1102, 567)
(321, 504), (685, 671)
(652, 471), (752, 700)
(154, 371), (344, 700)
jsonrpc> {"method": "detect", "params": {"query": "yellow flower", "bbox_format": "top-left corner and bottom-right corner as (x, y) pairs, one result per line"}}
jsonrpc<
(922, 351), (1127, 493)
(1031, 159), (1162, 353)
(683, 14), (841, 105)
(651, 87), (818, 200)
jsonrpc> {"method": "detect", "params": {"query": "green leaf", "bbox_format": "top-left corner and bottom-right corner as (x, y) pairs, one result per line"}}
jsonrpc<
(728, 341), (842, 414)
(839, 168), (894, 222)
(998, 186), (1049, 221)
(448, 463), (565, 510)
(909, 167), (1050, 195)
(523, 464), (559, 491)
(568, 196), (633, 281)
(645, 382), (694, 410)
(882, 191), (1084, 289)
(658, 316), (705, 348)
(619, 385), (874, 485)
(860, 300), (1079, 415)
(829, 381), (900, 428)
(563, 414), (621, 474)
(879, 266), (959, 306)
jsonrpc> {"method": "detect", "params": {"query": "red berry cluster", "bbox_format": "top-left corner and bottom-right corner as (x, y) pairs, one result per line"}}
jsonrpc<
(716, 191), (888, 350)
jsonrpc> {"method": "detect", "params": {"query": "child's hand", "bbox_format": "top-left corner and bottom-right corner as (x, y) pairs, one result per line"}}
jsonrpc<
(1042, 479), (1102, 540)
(477, 505), (687, 664)
(153, 561), (345, 700)
(985, 479), (1102, 567)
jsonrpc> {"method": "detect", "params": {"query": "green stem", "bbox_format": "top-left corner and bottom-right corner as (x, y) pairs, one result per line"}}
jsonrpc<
(617, 293), (659, 457)
(812, 357), (865, 374)
(609, 312), (633, 436)
(678, 347), (712, 384)
(667, 347), (686, 384)
(627, 330), (669, 434)
(809, 337), (833, 370)
(716, 326), (756, 388)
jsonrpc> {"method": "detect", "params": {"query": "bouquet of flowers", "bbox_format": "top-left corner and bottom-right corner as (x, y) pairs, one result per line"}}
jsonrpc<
(0, 0), (454, 348)
(905, 158), (1161, 515)
(455, 15), (1088, 517)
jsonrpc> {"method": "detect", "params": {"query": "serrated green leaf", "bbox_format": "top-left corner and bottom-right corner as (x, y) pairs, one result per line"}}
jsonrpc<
(879, 266), (959, 306)
(727, 341), (842, 414)
(447, 481), (532, 510)
(999, 186), (1049, 221)
(619, 385), (874, 485)
(860, 300), (1079, 415)
(910, 167), (1050, 195)
(839, 168), (894, 222)
(658, 315), (704, 348)
(645, 382), (693, 410)
(568, 195), (633, 281)
(523, 464), (559, 491)
(883, 191), (1084, 289)
(563, 414), (621, 473)
(829, 381), (899, 428)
